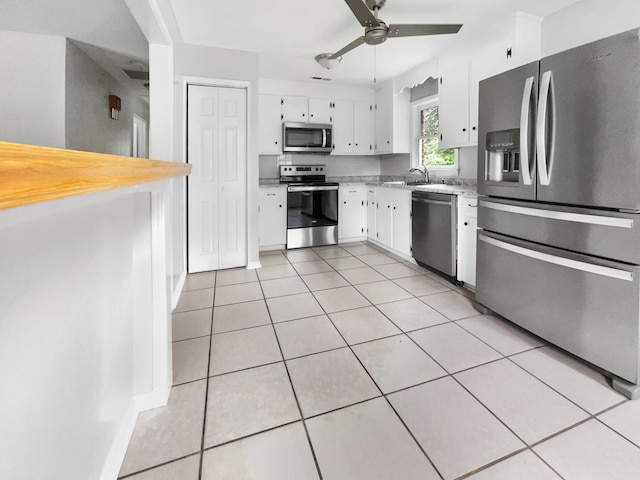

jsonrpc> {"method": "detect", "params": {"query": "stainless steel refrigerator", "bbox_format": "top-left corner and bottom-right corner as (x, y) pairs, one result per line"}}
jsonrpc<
(476, 28), (640, 399)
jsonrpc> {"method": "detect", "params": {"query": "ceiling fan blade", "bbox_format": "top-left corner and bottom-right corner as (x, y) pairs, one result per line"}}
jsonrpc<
(388, 24), (463, 37)
(344, 0), (379, 27)
(329, 36), (366, 59)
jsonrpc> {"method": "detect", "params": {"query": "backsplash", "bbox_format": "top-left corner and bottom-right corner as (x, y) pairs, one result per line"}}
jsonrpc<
(259, 146), (478, 184)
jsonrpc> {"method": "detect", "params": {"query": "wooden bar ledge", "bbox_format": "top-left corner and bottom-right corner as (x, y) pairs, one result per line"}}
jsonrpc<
(0, 141), (191, 210)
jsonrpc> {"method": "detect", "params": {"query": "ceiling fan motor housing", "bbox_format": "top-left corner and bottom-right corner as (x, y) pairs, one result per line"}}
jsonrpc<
(365, 22), (389, 44)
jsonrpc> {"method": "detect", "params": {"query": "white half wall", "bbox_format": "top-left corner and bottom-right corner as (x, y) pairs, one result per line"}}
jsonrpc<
(542, 0), (640, 56)
(0, 188), (157, 480)
(0, 30), (66, 147)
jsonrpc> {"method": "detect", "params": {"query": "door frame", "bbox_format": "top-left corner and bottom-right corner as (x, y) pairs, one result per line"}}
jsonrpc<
(180, 76), (253, 271)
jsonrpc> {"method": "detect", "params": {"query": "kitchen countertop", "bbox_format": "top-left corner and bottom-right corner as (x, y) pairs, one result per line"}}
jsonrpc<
(258, 179), (477, 197)
(374, 182), (478, 197)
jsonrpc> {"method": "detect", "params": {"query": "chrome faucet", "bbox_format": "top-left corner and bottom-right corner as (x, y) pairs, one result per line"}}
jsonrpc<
(408, 165), (430, 183)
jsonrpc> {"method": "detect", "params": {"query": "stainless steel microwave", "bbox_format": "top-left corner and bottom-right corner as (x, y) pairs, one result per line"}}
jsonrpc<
(283, 122), (332, 154)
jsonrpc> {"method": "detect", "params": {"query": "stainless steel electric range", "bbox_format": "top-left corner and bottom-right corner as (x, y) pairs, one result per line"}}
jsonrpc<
(279, 165), (339, 249)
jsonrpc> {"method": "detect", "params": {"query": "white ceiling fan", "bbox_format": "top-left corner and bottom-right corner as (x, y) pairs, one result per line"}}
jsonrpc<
(326, 0), (463, 61)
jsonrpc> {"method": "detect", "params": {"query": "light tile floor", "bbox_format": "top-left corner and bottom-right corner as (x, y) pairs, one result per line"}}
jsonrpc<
(119, 241), (640, 480)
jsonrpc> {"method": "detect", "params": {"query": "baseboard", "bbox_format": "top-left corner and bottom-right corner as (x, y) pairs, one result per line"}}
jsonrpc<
(366, 239), (414, 262)
(99, 402), (138, 480)
(247, 261), (261, 270)
(172, 272), (186, 310)
(338, 236), (367, 243)
(259, 245), (285, 251)
(99, 387), (171, 480)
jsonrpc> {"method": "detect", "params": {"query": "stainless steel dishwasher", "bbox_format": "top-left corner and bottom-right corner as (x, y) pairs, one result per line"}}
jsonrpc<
(411, 190), (457, 282)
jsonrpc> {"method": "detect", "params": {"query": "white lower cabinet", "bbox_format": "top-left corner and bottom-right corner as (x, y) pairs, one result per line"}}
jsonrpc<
(391, 189), (412, 257)
(457, 195), (478, 287)
(366, 186), (377, 241)
(374, 187), (411, 257)
(258, 188), (286, 249)
(339, 185), (367, 241)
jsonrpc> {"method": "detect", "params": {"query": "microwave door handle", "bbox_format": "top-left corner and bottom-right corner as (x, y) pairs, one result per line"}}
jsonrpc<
(537, 70), (555, 186)
(520, 76), (535, 186)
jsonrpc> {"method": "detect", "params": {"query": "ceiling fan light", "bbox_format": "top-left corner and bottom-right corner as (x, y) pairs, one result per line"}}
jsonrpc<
(315, 53), (342, 70)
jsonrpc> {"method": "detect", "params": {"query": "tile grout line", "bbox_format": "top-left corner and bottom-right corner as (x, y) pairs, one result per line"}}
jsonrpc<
(177, 244), (638, 480)
(309, 265), (448, 480)
(255, 264), (326, 480)
(196, 273), (217, 480)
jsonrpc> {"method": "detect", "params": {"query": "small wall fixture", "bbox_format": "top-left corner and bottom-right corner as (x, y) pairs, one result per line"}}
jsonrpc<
(109, 95), (121, 120)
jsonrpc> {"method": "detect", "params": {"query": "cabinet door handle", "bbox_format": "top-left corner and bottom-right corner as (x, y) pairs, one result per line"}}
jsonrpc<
(343, 201), (347, 204)
(267, 193), (276, 196)
(279, 204), (282, 208)
(464, 221), (468, 226)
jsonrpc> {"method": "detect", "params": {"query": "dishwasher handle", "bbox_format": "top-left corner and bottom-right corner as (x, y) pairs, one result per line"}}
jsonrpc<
(412, 197), (452, 207)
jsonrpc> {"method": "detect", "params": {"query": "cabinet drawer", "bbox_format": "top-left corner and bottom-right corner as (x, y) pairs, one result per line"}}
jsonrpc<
(460, 196), (478, 218)
(340, 186), (366, 197)
(259, 188), (285, 202)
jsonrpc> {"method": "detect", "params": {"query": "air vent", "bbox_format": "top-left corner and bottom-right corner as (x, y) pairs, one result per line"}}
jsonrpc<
(123, 69), (150, 81)
(310, 76), (332, 81)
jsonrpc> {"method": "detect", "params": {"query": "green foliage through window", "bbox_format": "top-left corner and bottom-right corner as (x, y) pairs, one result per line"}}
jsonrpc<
(419, 105), (454, 167)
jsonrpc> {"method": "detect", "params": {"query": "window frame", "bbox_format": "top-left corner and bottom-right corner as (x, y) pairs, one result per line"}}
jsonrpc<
(410, 95), (458, 173)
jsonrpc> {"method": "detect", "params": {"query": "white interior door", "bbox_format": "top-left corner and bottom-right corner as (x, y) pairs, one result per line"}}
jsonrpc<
(187, 84), (247, 273)
(218, 87), (247, 269)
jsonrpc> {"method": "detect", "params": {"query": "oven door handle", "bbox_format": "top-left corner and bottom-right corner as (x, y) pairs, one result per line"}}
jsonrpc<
(287, 185), (338, 192)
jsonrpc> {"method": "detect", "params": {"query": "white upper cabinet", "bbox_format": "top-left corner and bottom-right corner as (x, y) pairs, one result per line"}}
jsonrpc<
(438, 13), (541, 149)
(374, 79), (410, 154)
(332, 100), (374, 155)
(282, 96), (333, 124)
(353, 101), (375, 154)
(281, 95), (308, 122)
(259, 94), (283, 155)
(332, 99), (354, 154)
(438, 62), (472, 149)
(308, 98), (332, 124)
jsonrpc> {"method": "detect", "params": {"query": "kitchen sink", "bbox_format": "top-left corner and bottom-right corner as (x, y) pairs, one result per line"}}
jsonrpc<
(382, 180), (431, 186)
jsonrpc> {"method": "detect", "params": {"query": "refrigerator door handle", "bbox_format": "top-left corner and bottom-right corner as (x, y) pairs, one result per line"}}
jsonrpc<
(537, 71), (555, 186)
(479, 200), (635, 228)
(478, 234), (634, 281)
(520, 76), (535, 186)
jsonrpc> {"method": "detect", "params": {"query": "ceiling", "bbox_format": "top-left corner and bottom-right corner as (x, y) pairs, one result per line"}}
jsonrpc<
(0, 0), (581, 89)
(0, 0), (149, 95)
(166, 0), (581, 87)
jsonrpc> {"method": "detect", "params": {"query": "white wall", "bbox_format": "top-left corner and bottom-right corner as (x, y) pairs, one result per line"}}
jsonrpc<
(65, 40), (149, 156)
(174, 43), (261, 268)
(542, 0), (640, 56)
(0, 189), (156, 480)
(260, 78), (375, 103)
(0, 30), (66, 147)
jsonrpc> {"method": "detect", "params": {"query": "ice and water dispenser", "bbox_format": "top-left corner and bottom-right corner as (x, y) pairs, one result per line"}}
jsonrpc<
(485, 129), (520, 183)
